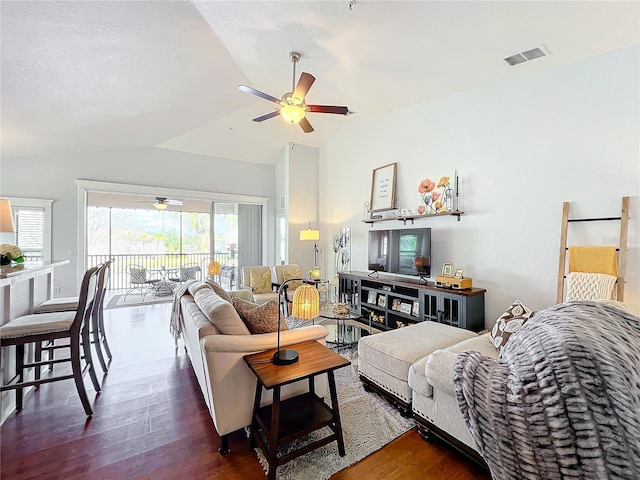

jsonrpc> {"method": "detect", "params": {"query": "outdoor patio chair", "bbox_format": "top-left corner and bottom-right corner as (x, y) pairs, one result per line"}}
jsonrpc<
(124, 265), (160, 300)
(169, 263), (201, 285)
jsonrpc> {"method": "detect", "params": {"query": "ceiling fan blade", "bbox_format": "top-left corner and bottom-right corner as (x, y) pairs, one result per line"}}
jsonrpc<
(238, 84), (281, 104)
(299, 117), (314, 133)
(307, 105), (349, 115)
(253, 111), (281, 122)
(293, 72), (315, 100)
(165, 199), (183, 205)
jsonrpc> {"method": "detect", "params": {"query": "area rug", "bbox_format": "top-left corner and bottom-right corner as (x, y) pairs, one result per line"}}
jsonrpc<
(254, 347), (414, 479)
(105, 293), (173, 309)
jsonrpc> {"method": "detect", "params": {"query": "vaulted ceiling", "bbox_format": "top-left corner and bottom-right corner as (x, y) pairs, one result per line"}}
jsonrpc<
(1, 1), (638, 165)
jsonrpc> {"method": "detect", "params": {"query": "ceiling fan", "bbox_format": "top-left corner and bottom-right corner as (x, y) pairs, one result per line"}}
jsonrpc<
(238, 51), (350, 133)
(152, 197), (182, 210)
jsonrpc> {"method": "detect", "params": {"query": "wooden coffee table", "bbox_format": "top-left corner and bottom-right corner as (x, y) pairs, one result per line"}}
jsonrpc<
(244, 340), (350, 480)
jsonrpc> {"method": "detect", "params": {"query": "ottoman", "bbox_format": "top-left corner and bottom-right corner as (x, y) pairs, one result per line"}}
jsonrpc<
(358, 321), (477, 415)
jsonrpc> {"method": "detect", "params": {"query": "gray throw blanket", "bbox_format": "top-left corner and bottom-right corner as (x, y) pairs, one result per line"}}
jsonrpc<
(454, 301), (640, 480)
(169, 279), (197, 343)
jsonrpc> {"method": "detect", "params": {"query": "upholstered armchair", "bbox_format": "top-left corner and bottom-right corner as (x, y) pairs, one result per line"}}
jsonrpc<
(273, 264), (304, 314)
(240, 266), (279, 305)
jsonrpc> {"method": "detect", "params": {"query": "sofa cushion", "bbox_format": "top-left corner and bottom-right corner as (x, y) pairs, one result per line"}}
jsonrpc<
(232, 298), (287, 334)
(181, 296), (218, 337)
(250, 270), (272, 294)
(194, 288), (249, 335)
(423, 334), (497, 398)
(205, 279), (232, 303)
(490, 300), (535, 355)
(188, 281), (212, 297)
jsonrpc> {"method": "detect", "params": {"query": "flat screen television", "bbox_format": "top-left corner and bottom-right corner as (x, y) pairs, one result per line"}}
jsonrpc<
(368, 228), (431, 277)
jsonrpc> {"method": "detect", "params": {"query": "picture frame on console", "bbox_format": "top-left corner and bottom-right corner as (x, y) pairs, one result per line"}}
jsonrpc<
(378, 296), (386, 308)
(367, 291), (377, 305)
(399, 303), (412, 314)
(370, 162), (397, 212)
(441, 262), (453, 276)
(411, 301), (420, 317)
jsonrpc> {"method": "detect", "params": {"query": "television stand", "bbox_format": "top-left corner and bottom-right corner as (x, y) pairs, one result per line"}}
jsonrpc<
(338, 271), (486, 333)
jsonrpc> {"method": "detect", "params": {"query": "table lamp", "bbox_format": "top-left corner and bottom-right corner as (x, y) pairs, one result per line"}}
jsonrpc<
(274, 280), (319, 365)
(207, 260), (221, 281)
(0, 199), (15, 233)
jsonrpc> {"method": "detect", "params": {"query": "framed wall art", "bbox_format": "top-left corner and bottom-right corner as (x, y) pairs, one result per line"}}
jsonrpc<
(370, 162), (397, 212)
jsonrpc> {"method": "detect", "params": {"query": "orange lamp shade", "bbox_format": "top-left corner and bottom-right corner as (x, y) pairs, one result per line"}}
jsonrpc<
(207, 261), (221, 275)
(292, 284), (319, 320)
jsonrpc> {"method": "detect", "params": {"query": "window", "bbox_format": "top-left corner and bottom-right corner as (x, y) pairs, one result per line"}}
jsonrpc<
(3, 197), (52, 263)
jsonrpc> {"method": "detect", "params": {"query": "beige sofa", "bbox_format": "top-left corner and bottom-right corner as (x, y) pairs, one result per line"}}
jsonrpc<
(358, 321), (496, 469)
(178, 281), (329, 454)
(408, 332), (497, 468)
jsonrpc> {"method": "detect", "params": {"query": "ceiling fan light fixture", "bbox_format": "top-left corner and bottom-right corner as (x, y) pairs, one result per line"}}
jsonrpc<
(280, 104), (306, 124)
(154, 202), (168, 210)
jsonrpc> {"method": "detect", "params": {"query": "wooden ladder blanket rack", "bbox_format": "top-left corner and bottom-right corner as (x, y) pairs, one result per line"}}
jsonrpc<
(557, 196), (629, 303)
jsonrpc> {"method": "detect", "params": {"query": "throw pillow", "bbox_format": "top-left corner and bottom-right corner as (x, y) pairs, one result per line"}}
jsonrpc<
(250, 270), (272, 294)
(282, 268), (302, 290)
(232, 298), (288, 334)
(194, 289), (250, 335)
(205, 279), (232, 303)
(490, 300), (536, 355)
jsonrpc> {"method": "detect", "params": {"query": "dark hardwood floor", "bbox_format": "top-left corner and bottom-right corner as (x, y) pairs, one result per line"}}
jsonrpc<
(1, 301), (490, 480)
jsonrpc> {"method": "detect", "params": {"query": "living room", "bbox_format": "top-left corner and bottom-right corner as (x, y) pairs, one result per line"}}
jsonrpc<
(1, 1), (638, 478)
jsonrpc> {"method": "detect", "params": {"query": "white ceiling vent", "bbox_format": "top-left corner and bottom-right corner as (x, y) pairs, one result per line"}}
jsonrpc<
(504, 46), (548, 66)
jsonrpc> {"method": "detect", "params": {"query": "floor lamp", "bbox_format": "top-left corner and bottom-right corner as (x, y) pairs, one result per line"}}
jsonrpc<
(300, 222), (320, 278)
(273, 279), (319, 365)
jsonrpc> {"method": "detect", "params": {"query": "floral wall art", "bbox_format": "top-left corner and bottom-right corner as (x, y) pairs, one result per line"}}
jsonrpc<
(417, 175), (455, 214)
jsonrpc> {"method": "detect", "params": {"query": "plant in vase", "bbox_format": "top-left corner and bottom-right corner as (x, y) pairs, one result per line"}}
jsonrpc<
(0, 244), (24, 265)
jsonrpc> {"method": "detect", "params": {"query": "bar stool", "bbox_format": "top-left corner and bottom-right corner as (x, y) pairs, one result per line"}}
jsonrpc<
(33, 261), (113, 373)
(0, 266), (101, 415)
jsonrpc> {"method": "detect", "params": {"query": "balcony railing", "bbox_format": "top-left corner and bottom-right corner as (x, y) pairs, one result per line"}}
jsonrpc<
(88, 253), (237, 291)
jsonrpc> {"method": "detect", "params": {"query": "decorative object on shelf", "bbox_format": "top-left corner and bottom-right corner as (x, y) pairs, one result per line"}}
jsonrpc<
(0, 244), (24, 265)
(273, 279), (319, 365)
(399, 303), (412, 314)
(391, 299), (401, 311)
(0, 199), (15, 233)
(417, 172), (459, 215)
(412, 301), (420, 317)
(454, 268), (464, 279)
(367, 291), (377, 304)
(370, 162), (397, 212)
(378, 295), (386, 308)
(300, 221), (320, 268)
(333, 302), (350, 315)
(362, 201), (370, 221)
(441, 262), (454, 276)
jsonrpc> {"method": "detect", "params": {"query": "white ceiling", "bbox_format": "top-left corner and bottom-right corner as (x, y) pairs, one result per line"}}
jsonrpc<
(2, 1), (638, 165)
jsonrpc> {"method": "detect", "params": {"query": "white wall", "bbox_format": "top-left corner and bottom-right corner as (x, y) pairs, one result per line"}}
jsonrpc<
(0, 146), (276, 296)
(320, 45), (640, 326)
(285, 143), (320, 276)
